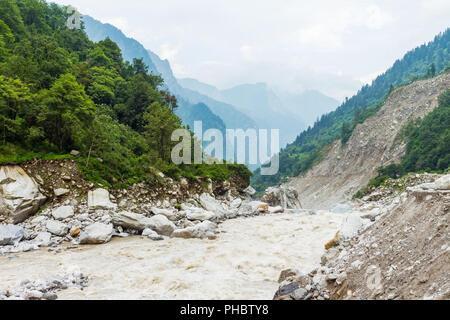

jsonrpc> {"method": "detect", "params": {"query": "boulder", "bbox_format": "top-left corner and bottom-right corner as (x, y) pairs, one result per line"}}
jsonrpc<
(54, 188), (70, 197)
(172, 221), (217, 239)
(0, 165), (47, 223)
(338, 215), (365, 241)
(0, 224), (24, 245)
(51, 206), (74, 220)
(142, 228), (164, 241)
(88, 188), (117, 210)
(243, 185), (256, 197)
(238, 201), (269, 214)
(45, 220), (69, 236)
(32, 232), (51, 247)
(199, 193), (225, 214)
(435, 174), (450, 190)
(147, 215), (176, 236)
(151, 207), (178, 221)
(261, 186), (302, 209)
(112, 211), (152, 231)
(79, 223), (113, 244)
(70, 150), (80, 156)
(269, 206), (284, 214)
(186, 208), (215, 221)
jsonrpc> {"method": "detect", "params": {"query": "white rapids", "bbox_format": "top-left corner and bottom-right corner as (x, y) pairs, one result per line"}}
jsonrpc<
(0, 211), (343, 300)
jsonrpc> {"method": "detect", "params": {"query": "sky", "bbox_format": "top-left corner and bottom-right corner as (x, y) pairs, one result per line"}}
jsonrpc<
(52, 0), (450, 101)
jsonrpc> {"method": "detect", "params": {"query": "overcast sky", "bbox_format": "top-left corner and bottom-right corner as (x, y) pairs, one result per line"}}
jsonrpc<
(52, 0), (450, 101)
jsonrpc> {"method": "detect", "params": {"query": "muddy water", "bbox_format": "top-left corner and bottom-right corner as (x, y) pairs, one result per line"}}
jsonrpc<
(0, 211), (343, 300)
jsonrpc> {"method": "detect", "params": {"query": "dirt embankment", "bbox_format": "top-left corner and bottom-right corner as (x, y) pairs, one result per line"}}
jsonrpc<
(286, 72), (450, 209)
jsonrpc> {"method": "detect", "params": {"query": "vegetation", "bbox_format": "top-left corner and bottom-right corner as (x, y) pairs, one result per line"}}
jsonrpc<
(0, 0), (251, 188)
(252, 29), (450, 192)
(354, 90), (450, 198)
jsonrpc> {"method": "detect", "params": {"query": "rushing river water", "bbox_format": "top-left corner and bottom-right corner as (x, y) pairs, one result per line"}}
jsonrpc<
(0, 211), (343, 300)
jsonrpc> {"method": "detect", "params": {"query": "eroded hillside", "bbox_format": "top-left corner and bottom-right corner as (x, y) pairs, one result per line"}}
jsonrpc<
(286, 72), (450, 209)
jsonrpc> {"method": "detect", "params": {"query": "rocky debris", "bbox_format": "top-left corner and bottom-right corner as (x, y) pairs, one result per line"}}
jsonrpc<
(51, 206), (74, 220)
(434, 174), (450, 190)
(0, 165), (47, 224)
(0, 273), (89, 300)
(261, 186), (303, 209)
(88, 188), (117, 211)
(45, 220), (69, 237)
(199, 193), (225, 215)
(79, 223), (113, 244)
(142, 228), (164, 241)
(274, 173), (450, 300)
(172, 221), (217, 239)
(0, 225), (24, 245)
(32, 232), (51, 247)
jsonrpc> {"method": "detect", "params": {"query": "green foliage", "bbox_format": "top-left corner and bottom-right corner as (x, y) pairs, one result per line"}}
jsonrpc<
(0, 0), (251, 189)
(253, 28), (450, 192)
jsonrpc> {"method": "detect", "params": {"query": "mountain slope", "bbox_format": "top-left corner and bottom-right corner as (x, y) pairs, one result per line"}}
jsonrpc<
(252, 29), (450, 191)
(286, 71), (450, 209)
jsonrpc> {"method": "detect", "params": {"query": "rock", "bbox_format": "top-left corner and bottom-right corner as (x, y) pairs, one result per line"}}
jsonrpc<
(51, 206), (74, 220)
(238, 201), (269, 214)
(291, 288), (308, 300)
(172, 221), (217, 239)
(243, 185), (256, 197)
(45, 220), (69, 236)
(79, 223), (113, 244)
(70, 150), (80, 156)
(338, 215), (365, 241)
(199, 193), (225, 215)
(0, 224), (24, 245)
(88, 188), (117, 210)
(261, 186), (302, 209)
(42, 292), (58, 300)
(151, 207), (178, 221)
(278, 269), (301, 283)
(186, 208), (215, 221)
(54, 188), (70, 197)
(70, 228), (81, 238)
(147, 215), (176, 236)
(0, 165), (47, 223)
(269, 206), (284, 214)
(330, 202), (353, 214)
(142, 228), (163, 241)
(112, 211), (152, 231)
(277, 282), (300, 296)
(435, 174), (450, 190)
(230, 198), (242, 209)
(257, 203), (269, 213)
(33, 232), (51, 247)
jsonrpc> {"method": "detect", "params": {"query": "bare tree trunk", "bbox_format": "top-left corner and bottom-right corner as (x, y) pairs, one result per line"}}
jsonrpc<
(86, 140), (94, 168)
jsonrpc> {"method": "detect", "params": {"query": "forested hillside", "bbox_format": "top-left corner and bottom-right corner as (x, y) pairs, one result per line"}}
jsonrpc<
(0, 0), (251, 188)
(252, 29), (450, 192)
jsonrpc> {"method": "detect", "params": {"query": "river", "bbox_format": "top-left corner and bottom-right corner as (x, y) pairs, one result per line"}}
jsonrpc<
(0, 211), (343, 300)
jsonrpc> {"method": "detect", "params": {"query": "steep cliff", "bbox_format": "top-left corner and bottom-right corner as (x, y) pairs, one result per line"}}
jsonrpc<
(286, 71), (450, 209)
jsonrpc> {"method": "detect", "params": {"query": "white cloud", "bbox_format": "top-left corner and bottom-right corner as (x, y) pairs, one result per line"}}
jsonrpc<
(240, 45), (255, 61)
(159, 43), (180, 61)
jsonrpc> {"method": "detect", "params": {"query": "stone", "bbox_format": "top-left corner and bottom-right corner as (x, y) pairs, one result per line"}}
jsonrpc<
(277, 282), (300, 296)
(269, 206), (284, 214)
(54, 188), (70, 197)
(112, 211), (152, 231)
(278, 269), (301, 283)
(142, 228), (164, 241)
(147, 215), (176, 236)
(171, 221), (217, 239)
(244, 186), (256, 197)
(257, 203), (269, 213)
(261, 186), (302, 209)
(435, 174), (450, 190)
(51, 206), (74, 220)
(70, 228), (81, 237)
(33, 232), (51, 247)
(339, 215), (365, 241)
(70, 150), (80, 156)
(151, 207), (178, 221)
(186, 208), (215, 221)
(46, 220), (69, 236)
(291, 288), (308, 300)
(0, 165), (47, 223)
(0, 224), (24, 245)
(79, 223), (113, 244)
(42, 292), (58, 300)
(88, 188), (117, 210)
(199, 193), (225, 215)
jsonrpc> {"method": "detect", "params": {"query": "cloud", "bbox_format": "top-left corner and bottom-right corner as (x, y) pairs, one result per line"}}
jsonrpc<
(240, 45), (255, 61)
(159, 43), (180, 61)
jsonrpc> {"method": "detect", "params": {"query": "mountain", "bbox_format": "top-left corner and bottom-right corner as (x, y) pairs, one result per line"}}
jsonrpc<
(252, 28), (450, 192)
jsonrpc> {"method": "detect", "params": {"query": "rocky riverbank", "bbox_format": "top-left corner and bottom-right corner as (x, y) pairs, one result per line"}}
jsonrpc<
(274, 173), (450, 300)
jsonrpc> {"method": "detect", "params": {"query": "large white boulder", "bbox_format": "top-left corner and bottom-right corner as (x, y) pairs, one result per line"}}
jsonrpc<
(261, 186), (302, 209)
(0, 224), (24, 245)
(435, 174), (450, 190)
(172, 221), (217, 239)
(186, 208), (216, 221)
(46, 220), (69, 237)
(338, 215), (365, 241)
(32, 232), (51, 247)
(51, 206), (74, 220)
(142, 228), (163, 241)
(199, 193), (225, 214)
(147, 215), (176, 236)
(112, 211), (152, 231)
(151, 207), (178, 221)
(88, 188), (117, 210)
(0, 166), (47, 223)
(79, 223), (113, 244)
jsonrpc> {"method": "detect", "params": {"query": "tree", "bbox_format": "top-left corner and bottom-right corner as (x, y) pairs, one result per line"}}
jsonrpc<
(37, 74), (95, 151)
(143, 102), (182, 161)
